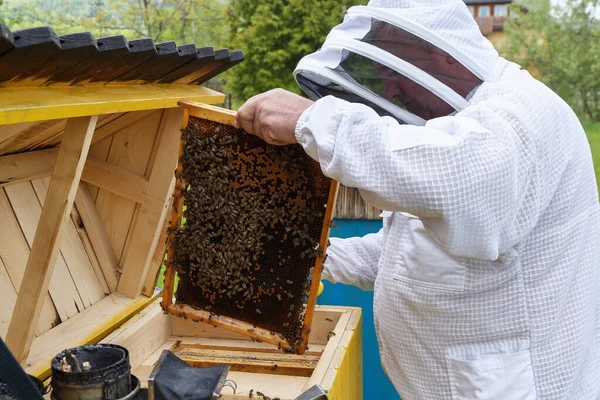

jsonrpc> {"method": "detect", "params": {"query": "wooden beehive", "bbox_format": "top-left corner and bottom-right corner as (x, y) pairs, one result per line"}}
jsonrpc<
(0, 23), (363, 400)
(0, 22), (241, 378)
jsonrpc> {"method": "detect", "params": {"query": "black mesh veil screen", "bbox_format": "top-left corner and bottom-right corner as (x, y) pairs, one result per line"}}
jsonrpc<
(170, 116), (332, 351)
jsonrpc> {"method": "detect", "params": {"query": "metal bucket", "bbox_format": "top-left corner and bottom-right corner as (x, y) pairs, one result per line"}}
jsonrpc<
(50, 344), (134, 400)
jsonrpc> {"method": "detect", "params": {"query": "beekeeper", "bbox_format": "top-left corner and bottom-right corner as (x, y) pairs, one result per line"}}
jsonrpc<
(234, 0), (600, 398)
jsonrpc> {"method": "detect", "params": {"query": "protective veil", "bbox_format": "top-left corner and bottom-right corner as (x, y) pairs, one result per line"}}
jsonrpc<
(293, 1), (600, 399)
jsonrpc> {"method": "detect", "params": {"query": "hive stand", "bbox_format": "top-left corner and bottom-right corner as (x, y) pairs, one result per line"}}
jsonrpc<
(0, 22), (241, 379)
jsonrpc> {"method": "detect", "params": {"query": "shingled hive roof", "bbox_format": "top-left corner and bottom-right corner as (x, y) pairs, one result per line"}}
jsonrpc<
(0, 23), (244, 87)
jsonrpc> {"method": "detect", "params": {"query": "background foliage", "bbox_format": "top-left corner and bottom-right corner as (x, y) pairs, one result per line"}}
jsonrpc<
(504, 0), (600, 121)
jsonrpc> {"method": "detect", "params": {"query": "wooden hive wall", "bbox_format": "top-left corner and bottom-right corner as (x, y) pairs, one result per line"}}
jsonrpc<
(0, 110), (172, 339)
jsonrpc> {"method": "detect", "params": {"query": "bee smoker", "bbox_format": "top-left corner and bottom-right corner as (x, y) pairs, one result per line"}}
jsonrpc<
(50, 344), (141, 400)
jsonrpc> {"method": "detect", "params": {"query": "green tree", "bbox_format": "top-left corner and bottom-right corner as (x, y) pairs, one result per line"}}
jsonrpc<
(226, 0), (364, 106)
(0, 0), (228, 48)
(504, 0), (600, 121)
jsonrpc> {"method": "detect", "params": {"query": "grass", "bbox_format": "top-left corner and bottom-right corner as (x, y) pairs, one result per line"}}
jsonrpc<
(583, 120), (600, 195)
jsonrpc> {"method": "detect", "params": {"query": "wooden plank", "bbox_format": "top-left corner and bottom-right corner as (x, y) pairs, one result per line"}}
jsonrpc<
(0, 122), (36, 144)
(173, 346), (317, 377)
(178, 100), (236, 126)
(4, 183), (83, 319)
(172, 47), (229, 85)
(105, 301), (171, 371)
(112, 42), (198, 84)
(22, 120), (68, 152)
(118, 108), (183, 298)
(0, 256), (19, 338)
(70, 204), (111, 295)
(74, 184), (120, 292)
(0, 22), (14, 56)
(190, 49), (245, 85)
(302, 310), (353, 391)
(31, 177), (107, 305)
(94, 110), (162, 263)
(0, 119), (64, 156)
(0, 85), (226, 125)
(48, 35), (129, 85)
(300, 180), (340, 354)
(0, 148), (57, 186)
(5, 116), (97, 363)
(0, 148), (148, 202)
(141, 208), (169, 297)
(170, 307), (342, 346)
(90, 38), (157, 83)
(9, 32), (98, 86)
(82, 156), (148, 203)
(35, 113), (123, 151)
(0, 189), (59, 335)
(91, 110), (156, 146)
(158, 46), (215, 83)
(0, 26), (61, 84)
(24, 292), (157, 380)
(167, 304), (293, 352)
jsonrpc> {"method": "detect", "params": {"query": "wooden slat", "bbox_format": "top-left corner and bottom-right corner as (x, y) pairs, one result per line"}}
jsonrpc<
(83, 156), (148, 203)
(0, 119), (64, 156)
(334, 185), (382, 220)
(90, 38), (157, 83)
(0, 148), (149, 202)
(0, 27), (61, 84)
(24, 292), (157, 380)
(105, 300), (171, 371)
(173, 47), (230, 85)
(178, 100), (236, 125)
(167, 303), (292, 351)
(0, 256), (19, 338)
(0, 22), (14, 56)
(0, 85), (225, 125)
(36, 113), (123, 150)
(48, 35), (129, 85)
(158, 46), (215, 83)
(4, 183), (83, 319)
(302, 310), (353, 392)
(0, 122), (35, 144)
(21, 119), (67, 153)
(70, 205), (111, 295)
(31, 177), (107, 305)
(0, 189), (60, 335)
(300, 180), (340, 354)
(94, 111), (162, 263)
(9, 32), (98, 87)
(91, 110), (156, 146)
(118, 108), (182, 298)
(173, 346), (318, 377)
(112, 42), (198, 84)
(5, 115), (97, 363)
(190, 49), (245, 85)
(141, 207), (170, 296)
(74, 184), (120, 292)
(0, 148), (57, 186)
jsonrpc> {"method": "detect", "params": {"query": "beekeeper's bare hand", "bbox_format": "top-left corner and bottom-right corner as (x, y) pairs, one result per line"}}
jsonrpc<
(234, 88), (313, 145)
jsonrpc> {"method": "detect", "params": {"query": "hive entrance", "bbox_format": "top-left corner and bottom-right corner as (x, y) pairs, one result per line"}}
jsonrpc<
(162, 102), (338, 354)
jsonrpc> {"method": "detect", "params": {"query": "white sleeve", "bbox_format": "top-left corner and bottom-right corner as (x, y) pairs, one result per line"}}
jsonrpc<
(295, 95), (539, 261)
(322, 229), (383, 291)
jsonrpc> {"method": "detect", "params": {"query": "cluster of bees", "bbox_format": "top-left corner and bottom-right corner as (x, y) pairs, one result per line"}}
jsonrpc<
(172, 117), (330, 349)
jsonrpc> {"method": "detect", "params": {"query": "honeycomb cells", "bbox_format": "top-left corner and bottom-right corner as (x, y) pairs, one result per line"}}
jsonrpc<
(172, 116), (331, 351)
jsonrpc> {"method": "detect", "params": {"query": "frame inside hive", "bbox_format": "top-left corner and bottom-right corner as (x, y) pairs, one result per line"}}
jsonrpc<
(161, 101), (339, 354)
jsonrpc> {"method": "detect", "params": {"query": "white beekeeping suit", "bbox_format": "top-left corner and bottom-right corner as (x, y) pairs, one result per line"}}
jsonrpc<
(293, 0), (600, 399)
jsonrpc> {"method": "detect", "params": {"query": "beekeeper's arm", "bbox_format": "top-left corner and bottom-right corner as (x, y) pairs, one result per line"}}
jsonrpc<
(322, 230), (383, 291)
(236, 89), (537, 261)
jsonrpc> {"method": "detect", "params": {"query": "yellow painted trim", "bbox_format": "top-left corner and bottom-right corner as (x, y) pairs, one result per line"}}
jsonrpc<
(0, 85), (225, 125)
(29, 293), (160, 380)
